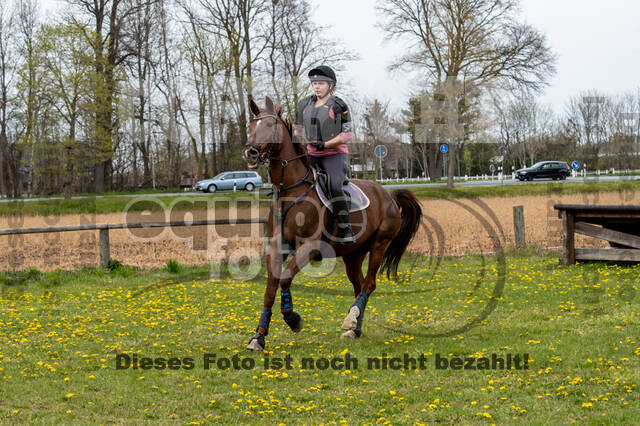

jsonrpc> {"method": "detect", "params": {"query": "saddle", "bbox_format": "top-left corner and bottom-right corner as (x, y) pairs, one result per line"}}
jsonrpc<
(311, 167), (370, 213)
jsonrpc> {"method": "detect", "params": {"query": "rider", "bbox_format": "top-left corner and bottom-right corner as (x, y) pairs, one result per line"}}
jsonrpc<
(293, 65), (355, 243)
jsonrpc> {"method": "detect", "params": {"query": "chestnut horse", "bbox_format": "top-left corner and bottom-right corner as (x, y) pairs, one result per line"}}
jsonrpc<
(243, 96), (422, 350)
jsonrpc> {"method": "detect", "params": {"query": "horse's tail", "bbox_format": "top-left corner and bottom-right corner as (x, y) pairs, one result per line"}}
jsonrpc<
(381, 189), (422, 279)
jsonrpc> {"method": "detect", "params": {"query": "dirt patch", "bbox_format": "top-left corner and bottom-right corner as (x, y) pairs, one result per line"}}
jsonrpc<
(1, 191), (638, 271)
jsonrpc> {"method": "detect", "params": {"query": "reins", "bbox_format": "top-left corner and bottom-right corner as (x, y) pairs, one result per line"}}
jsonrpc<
(246, 113), (317, 253)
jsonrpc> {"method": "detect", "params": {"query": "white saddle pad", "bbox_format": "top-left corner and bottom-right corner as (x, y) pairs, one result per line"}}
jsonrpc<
(312, 168), (370, 213)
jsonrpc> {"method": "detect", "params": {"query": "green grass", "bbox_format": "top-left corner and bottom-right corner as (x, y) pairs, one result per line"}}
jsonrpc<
(410, 179), (640, 200)
(1, 180), (639, 218)
(0, 191), (268, 217)
(1, 252), (638, 424)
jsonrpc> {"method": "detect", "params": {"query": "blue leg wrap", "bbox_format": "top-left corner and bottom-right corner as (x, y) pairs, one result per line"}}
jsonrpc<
(349, 292), (368, 337)
(353, 292), (368, 311)
(281, 288), (293, 312)
(256, 308), (272, 336)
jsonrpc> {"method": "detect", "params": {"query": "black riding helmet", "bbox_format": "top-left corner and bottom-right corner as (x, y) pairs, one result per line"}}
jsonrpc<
(308, 65), (337, 83)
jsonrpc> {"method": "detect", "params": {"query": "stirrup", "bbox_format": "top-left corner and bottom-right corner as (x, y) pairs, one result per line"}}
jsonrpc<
(336, 223), (356, 243)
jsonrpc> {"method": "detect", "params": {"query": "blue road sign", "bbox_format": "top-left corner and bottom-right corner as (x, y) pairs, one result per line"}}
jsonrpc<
(374, 145), (388, 158)
(440, 143), (449, 154)
(571, 161), (580, 170)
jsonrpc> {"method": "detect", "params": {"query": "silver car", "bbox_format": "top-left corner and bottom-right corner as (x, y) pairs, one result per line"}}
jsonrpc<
(194, 171), (263, 193)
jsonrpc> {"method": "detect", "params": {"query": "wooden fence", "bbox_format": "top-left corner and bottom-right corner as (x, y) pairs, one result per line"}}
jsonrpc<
(0, 218), (269, 268)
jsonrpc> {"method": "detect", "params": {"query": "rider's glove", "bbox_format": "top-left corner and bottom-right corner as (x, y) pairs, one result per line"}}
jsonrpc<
(315, 140), (325, 152)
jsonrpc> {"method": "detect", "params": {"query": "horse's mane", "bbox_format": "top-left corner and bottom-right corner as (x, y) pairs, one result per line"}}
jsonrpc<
(272, 100), (308, 159)
(281, 117), (308, 158)
(257, 99), (309, 164)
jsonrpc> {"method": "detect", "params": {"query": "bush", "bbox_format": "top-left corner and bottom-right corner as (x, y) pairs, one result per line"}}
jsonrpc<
(165, 259), (183, 274)
(107, 259), (123, 272)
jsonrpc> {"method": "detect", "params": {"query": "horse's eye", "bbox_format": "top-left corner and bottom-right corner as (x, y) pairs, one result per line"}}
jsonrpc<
(267, 122), (273, 127)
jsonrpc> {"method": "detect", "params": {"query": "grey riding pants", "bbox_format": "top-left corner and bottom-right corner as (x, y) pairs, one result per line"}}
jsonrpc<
(307, 153), (348, 200)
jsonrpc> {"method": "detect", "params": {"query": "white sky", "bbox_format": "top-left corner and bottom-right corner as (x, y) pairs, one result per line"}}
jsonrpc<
(313, 0), (640, 115)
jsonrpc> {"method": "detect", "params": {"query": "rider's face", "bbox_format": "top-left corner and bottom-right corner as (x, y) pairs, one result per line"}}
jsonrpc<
(312, 81), (330, 98)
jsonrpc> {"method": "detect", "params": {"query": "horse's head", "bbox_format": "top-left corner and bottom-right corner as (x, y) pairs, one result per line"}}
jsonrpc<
(244, 96), (285, 169)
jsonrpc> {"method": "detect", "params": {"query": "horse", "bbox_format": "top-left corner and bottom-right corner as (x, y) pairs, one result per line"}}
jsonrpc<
(242, 96), (422, 351)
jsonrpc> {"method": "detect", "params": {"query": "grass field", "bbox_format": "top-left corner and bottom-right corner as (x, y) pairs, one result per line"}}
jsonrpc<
(1, 179), (639, 217)
(1, 252), (638, 424)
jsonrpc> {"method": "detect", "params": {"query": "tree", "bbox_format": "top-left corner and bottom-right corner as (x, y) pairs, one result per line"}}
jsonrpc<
(0, 0), (17, 197)
(362, 98), (391, 178)
(124, 0), (159, 189)
(12, 0), (41, 197)
(377, 0), (556, 186)
(262, 0), (356, 117)
(36, 23), (95, 198)
(195, 0), (268, 152)
(494, 90), (555, 168)
(564, 91), (612, 168)
(66, 0), (153, 192)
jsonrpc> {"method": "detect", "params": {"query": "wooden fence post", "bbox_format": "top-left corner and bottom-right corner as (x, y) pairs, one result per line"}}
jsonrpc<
(513, 205), (525, 248)
(99, 228), (110, 268)
(262, 221), (269, 260)
(561, 211), (575, 265)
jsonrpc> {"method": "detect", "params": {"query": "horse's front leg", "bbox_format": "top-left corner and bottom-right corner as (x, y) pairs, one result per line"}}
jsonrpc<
(279, 242), (320, 333)
(246, 242), (282, 351)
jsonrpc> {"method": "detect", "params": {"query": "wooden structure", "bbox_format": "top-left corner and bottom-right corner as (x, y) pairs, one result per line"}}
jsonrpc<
(0, 218), (268, 268)
(554, 204), (640, 264)
(513, 205), (526, 248)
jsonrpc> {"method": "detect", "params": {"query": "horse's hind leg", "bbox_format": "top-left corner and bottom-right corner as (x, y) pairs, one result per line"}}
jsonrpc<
(341, 238), (389, 339)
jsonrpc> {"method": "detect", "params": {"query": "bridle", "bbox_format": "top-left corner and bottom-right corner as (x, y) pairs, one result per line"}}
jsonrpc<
(245, 112), (316, 254)
(245, 113), (311, 193)
(245, 114), (281, 165)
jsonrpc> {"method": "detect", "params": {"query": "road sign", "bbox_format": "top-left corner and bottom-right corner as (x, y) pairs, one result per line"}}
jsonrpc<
(374, 145), (388, 158)
(439, 143), (449, 154)
(489, 164), (496, 173)
(499, 146), (507, 156)
(571, 161), (580, 170)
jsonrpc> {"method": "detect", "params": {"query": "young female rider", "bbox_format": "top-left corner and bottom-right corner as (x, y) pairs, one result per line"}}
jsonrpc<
(292, 65), (355, 243)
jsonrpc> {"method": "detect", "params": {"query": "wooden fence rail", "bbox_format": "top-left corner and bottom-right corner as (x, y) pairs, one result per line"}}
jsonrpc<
(1, 218), (269, 268)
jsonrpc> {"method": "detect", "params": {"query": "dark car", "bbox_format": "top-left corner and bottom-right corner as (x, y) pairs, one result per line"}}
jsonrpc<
(516, 161), (571, 181)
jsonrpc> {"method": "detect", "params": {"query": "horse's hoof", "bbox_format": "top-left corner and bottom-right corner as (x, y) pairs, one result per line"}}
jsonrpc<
(341, 330), (359, 339)
(341, 306), (360, 330)
(284, 311), (303, 333)
(246, 334), (265, 351)
(291, 316), (303, 333)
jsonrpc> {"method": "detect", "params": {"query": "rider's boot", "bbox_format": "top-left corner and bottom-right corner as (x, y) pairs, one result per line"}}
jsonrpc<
(332, 197), (356, 244)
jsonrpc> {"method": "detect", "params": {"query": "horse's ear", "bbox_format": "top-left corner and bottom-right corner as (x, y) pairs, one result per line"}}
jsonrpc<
(249, 98), (260, 117)
(274, 102), (283, 117)
(265, 96), (275, 113)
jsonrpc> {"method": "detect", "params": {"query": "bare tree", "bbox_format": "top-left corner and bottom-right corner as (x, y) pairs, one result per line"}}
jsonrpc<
(123, 0), (159, 188)
(564, 90), (612, 168)
(262, 0), (356, 117)
(377, 0), (556, 186)
(0, 0), (17, 197)
(195, 0), (268, 151)
(494, 90), (555, 168)
(11, 0), (41, 197)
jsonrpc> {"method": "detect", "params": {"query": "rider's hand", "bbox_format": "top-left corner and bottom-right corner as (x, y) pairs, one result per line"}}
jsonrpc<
(315, 140), (325, 151)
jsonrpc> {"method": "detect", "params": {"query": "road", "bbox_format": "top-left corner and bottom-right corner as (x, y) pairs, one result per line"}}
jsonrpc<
(1, 175), (638, 203)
